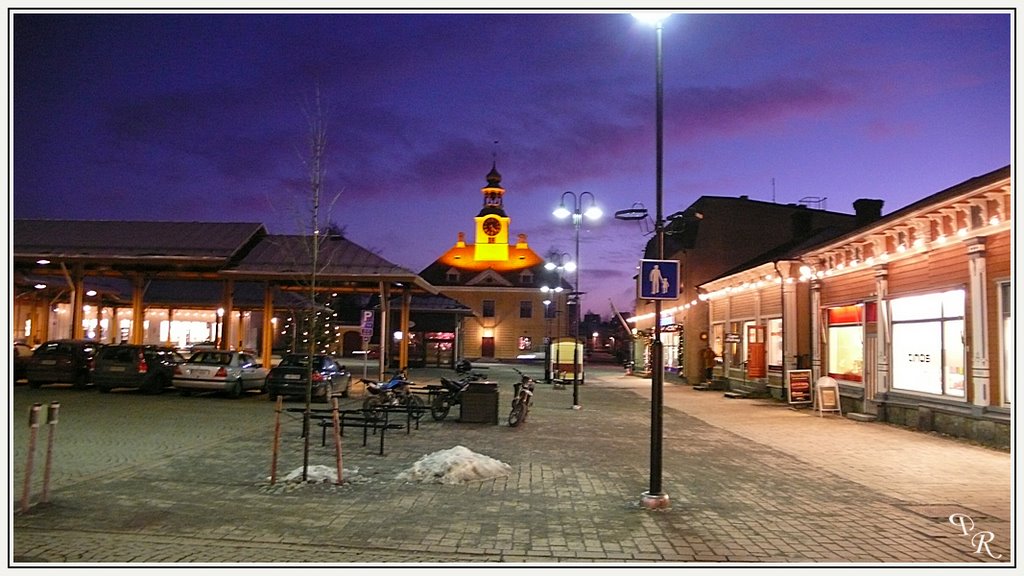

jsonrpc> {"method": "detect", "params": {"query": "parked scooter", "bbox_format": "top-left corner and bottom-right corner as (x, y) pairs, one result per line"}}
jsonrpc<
(361, 368), (424, 419)
(431, 359), (487, 421)
(508, 368), (536, 427)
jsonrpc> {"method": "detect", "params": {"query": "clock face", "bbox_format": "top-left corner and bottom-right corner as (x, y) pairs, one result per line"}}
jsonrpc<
(483, 217), (502, 236)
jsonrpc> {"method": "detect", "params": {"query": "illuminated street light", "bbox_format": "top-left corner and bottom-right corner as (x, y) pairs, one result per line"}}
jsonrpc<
(553, 191), (601, 409)
(633, 10), (672, 510)
(541, 252), (573, 384)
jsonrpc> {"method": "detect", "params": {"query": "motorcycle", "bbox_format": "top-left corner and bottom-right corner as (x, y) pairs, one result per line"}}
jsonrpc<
(361, 368), (424, 420)
(431, 359), (487, 421)
(507, 368), (536, 427)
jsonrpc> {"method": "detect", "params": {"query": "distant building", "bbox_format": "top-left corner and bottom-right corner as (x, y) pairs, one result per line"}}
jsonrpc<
(419, 164), (570, 362)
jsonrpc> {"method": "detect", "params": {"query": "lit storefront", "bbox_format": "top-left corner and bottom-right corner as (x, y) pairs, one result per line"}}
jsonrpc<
(699, 165), (1010, 448)
(806, 165), (1009, 422)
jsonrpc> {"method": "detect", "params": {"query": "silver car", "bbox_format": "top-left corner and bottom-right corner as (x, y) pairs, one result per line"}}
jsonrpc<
(172, 350), (267, 398)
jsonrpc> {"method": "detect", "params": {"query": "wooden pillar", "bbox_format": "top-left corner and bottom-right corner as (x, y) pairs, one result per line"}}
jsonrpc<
(131, 274), (145, 344)
(399, 286), (412, 370)
(222, 279), (235, 350)
(966, 237), (990, 406)
(809, 280), (821, 382)
(261, 283), (274, 366)
(873, 264), (890, 396)
(68, 265), (85, 340)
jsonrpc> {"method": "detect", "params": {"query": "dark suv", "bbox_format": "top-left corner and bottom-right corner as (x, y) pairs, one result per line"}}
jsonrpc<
(26, 339), (102, 389)
(93, 344), (185, 394)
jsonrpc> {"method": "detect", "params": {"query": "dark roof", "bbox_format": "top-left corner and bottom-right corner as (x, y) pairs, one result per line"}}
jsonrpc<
(13, 220), (266, 266)
(708, 225), (857, 281)
(386, 294), (473, 314)
(223, 234), (436, 292)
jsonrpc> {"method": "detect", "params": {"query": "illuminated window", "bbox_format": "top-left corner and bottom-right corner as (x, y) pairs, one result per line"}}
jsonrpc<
(711, 323), (724, 356)
(767, 318), (783, 368)
(826, 304), (865, 382)
(1000, 282), (1012, 406)
(890, 289), (965, 397)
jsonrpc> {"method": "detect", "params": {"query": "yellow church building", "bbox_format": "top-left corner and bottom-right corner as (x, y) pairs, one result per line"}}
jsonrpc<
(419, 164), (572, 362)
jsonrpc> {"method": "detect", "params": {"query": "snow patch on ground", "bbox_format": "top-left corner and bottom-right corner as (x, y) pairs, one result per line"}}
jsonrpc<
(396, 445), (513, 484)
(281, 464), (358, 484)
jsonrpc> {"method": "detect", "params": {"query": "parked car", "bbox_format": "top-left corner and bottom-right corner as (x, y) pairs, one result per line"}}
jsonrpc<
(173, 350), (267, 398)
(93, 344), (186, 394)
(25, 339), (102, 389)
(13, 341), (33, 382)
(265, 353), (351, 402)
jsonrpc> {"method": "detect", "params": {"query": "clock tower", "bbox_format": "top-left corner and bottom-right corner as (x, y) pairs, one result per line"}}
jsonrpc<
(473, 162), (511, 261)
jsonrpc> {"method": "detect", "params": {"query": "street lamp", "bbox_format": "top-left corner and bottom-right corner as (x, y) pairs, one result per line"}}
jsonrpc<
(634, 10), (671, 510)
(541, 252), (574, 385)
(553, 191), (601, 409)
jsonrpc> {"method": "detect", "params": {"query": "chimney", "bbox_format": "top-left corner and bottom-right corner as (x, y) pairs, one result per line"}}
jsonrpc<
(791, 208), (812, 239)
(853, 199), (884, 227)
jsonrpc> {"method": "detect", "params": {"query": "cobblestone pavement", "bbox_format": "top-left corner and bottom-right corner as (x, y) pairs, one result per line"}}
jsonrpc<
(7, 362), (1015, 572)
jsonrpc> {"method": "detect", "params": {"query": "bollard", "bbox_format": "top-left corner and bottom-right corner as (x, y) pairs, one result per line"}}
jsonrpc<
(41, 401), (60, 504)
(20, 403), (42, 513)
(331, 396), (343, 485)
(270, 395), (283, 485)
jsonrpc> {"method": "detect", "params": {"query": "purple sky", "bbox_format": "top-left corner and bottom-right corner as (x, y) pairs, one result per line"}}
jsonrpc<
(12, 9), (1011, 318)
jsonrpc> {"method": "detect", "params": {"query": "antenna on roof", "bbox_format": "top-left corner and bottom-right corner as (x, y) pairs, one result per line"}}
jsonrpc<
(492, 140), (499, 163)
(771, 177), (776, 203)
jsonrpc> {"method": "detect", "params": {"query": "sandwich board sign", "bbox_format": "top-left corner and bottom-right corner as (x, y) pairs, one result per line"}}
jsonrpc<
(787, 370), (812, 405)
(815, 376), (842, 417)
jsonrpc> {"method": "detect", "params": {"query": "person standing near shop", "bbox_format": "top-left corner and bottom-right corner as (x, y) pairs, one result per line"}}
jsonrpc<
(700, 344), (718, 383)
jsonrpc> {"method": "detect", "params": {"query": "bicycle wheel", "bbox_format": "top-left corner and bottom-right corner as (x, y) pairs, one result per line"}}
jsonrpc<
(508, 399), (524, 427)
(404, 394), (426, 420)
(362, 396), (384, 421)
(431, 393), (451, 421)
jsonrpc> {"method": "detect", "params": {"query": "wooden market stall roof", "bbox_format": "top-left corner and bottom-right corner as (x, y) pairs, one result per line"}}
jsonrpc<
(12, 220), (436, 293)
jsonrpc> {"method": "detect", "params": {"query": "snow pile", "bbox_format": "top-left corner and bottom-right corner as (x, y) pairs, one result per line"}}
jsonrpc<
(397, 445), (512, 484)
(281, 464), (357, 484)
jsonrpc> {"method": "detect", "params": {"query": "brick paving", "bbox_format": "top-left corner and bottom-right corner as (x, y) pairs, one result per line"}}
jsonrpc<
(8, 363), (1014, 569)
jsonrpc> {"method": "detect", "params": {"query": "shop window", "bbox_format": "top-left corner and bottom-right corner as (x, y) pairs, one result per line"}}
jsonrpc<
(767, 317), (782, 368)
(711, 323), (724, 356)
(1001, 282), (1012, 406)
(741, 320), (755, 365)
(482, 300), (495, 318)
(520, 300), (532, 319)
(890, 289), (965, 397)
(826, 304), (864, 382)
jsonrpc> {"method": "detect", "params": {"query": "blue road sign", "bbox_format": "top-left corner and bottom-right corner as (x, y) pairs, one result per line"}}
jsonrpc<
(639, 259), (679, 300)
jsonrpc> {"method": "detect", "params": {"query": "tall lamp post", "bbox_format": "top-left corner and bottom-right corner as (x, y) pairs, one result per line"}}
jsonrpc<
(634, 11), (671, 510)
(554, 191), (601, 410)
(540, 252), (574, 385)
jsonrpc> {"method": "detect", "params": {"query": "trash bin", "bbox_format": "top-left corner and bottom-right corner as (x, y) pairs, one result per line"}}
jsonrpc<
(459, 381), (499, 424)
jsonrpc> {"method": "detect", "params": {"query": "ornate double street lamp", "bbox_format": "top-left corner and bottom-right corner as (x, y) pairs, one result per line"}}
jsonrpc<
(634, 11), (672, 510)
(540, 252), (575, 385)
(554, 191), (601, 410)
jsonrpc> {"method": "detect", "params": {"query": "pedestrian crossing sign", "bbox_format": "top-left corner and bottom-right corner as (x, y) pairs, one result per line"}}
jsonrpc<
(639, 259), (679, 300)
